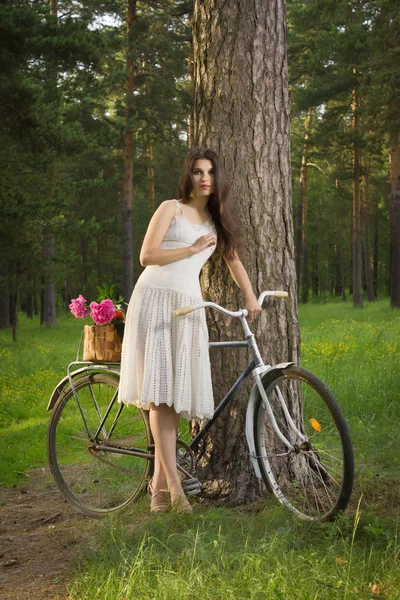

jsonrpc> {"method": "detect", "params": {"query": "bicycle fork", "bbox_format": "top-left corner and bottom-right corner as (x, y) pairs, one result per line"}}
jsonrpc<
(238, 314), (303, 477)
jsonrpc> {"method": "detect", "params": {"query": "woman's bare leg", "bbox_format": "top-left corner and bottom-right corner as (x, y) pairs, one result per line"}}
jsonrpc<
(149, 404), (181, 492)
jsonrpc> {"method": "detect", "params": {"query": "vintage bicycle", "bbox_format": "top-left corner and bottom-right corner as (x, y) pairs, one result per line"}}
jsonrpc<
(46, 290), (354, 522)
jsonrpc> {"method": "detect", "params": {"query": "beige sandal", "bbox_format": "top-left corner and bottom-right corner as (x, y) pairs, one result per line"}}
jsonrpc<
(148, 480), (169, 513)
(170, 489), (193, 514)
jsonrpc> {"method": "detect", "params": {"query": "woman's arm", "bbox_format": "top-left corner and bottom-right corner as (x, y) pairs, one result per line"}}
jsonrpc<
(140, 200), (217, 267)
(224, 255), (261, 321)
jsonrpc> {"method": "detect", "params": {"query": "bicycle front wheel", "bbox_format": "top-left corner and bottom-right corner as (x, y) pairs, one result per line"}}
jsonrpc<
(47, 373), (153, 518)
(254, 366), (354, 521)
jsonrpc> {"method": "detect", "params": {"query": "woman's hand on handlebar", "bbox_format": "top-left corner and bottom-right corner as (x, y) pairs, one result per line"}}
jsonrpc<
(244, 294), (262, 322)
(191, 233), (217, 254)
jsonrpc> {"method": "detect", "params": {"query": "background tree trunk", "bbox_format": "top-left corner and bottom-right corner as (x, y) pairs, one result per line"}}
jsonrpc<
(193, 0), (300, 504)
(351, 82), (363, 307)
(362, 163), (375, 302)
(122, 0), (137, 300)
(41, 0), (58, 327)
(300, 112), (311, 304)
(41, 233), (57, 326)
(147, 143), (155, 210)
(390, 176), (400, 308)
(373, 196), (379, 297)
(390, 134), (400, 307)
(0, 265), (10, 328)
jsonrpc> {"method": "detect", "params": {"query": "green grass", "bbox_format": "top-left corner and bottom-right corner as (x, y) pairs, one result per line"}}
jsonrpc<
(1, 300), (399, 599)
(0, 313), (83, 485)
(299, 300), (400, 479)
(67, 500), (399, 600)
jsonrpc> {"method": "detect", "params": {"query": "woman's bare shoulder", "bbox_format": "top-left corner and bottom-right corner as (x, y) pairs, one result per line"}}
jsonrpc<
(155, 199), (178, 215)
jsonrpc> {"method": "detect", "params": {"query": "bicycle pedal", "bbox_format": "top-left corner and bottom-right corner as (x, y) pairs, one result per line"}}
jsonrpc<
(182, 478), (202, 496)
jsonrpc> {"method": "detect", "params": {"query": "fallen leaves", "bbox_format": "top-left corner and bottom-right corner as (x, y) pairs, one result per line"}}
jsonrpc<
(371, 583), (383, 595)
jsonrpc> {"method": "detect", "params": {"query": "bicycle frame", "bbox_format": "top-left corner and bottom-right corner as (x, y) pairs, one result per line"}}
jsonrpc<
(47, 293), (298, 481)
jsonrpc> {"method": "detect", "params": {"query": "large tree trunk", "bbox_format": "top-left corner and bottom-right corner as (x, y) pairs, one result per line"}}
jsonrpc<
(188, 55), (194, 148)
(390, 135), (400, 307)
(351, 82), (363, 307)
(193, 0), (300, 504)
(122, 0), (137, 300)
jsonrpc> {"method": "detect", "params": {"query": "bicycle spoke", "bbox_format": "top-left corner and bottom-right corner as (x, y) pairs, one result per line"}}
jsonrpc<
(48, 373), (152, 517)
(254, 366), (354, 521)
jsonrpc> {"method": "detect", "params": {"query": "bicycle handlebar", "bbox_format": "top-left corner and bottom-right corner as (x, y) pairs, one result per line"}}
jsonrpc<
(173, 290), (288, 318)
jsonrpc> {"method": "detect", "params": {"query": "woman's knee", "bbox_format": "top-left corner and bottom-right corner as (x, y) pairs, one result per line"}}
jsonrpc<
(149, 402), (175, 415)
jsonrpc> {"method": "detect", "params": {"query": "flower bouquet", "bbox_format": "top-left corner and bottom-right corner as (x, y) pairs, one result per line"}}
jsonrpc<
(69, 285), (126, 363)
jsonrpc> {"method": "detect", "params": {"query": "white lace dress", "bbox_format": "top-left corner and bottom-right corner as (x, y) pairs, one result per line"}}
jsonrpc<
(118, 200), (216, 420)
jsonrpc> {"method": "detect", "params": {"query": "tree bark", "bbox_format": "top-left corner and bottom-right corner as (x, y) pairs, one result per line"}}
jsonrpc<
(351, 81), (363, 307)
(41, 233), (57, 327)
(390, 135), (400, 307)
(312, 244), (319, 298)
(362, 162), (375, 302)
(8, 261), (19, 341)
(373, 196), (379, 297)
(188, 55), (194, 147)
(81, 238), (88, 297)
(300, 112), (311, 304)
(10, 291), (18, 342)
(390, 176), (400, 307)
(40, 0), (58, 327)
(0, 265), (10, 328)
(147, 143), (155, 210)
(193, 0), (300, 504)
(295, 195), (302, 294)
(122, 0), (137, 300)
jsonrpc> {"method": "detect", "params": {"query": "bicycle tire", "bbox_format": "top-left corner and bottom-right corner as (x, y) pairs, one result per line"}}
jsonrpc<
(254, 366), (354, 521)
(47, 373), (153, 518)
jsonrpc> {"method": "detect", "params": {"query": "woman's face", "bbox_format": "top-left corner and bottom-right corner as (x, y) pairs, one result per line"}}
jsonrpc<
(191, 159), (215, 199)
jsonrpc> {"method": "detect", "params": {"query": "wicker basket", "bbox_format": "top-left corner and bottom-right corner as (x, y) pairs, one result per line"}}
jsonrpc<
(83, 324), (123, 363)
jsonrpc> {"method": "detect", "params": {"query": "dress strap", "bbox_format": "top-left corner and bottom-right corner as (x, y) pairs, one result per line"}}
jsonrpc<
(173, 199), (184, 216)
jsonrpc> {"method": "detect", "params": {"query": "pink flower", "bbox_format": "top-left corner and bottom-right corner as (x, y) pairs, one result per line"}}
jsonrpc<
(89, 299), (116, 325)
(69, 295), (88, 319)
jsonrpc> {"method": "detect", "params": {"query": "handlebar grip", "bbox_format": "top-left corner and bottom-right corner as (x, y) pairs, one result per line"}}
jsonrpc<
(173, 306), (194, 317)
(275, 291), (289, 298)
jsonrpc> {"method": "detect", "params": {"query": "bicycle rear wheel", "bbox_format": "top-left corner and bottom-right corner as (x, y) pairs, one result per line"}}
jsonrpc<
(47, 373), (153, 518)
(254, 366), (354, 521)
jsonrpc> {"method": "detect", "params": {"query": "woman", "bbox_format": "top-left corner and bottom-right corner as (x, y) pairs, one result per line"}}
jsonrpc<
(119, 147), (261, 514)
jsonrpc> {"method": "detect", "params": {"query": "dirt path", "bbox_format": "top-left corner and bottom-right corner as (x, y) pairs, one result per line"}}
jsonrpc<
(0, 468), (96, 600)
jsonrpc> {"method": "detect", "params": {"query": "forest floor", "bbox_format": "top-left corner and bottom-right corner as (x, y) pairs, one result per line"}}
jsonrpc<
(1, 468), (399, 600)
(0, 467), (96, 600)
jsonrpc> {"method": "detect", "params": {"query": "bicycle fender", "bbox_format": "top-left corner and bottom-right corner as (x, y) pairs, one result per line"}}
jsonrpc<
(46, 367), (120, 411)
(245, 362), (294, 480)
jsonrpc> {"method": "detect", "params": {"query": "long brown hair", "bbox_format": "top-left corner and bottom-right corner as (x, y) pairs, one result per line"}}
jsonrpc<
(178, 147), (240, 260)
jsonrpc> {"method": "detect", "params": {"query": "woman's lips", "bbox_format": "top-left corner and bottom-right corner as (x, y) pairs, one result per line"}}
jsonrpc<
(201, 185), (210, 189)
